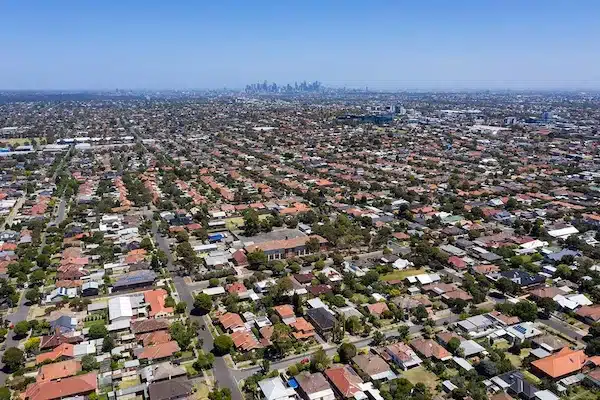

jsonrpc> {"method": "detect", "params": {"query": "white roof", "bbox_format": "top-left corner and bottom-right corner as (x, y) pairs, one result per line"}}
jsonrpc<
(520, 239), (548, 249)
(108, 296), (133, 321)
(553, 295), (578, 310)
(460, 340), (486, 357)
(548, 226), (579, 238)
(452, 357), (474, 371)
(202, 287), (226, 296)
(567, 293), (593, 306)
(107, 319), (131, 331)
(258, 377), (296, 400)
(535, 390), (560, 400)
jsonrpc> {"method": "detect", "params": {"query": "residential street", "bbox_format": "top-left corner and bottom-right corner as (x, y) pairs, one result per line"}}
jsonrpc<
(0, 284), (31, 385)
(540, 316), (586, 341)
(149, 212), (243, 400)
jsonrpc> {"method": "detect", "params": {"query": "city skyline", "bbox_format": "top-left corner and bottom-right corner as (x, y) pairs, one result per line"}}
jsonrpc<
(2, 0), (600, 90)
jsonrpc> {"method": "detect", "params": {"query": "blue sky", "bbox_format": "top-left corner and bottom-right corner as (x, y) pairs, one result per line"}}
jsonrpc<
(1, 0), (599, 90)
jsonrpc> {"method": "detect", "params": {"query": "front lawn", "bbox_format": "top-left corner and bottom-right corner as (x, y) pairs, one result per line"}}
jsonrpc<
(402, 366), (439, 391)
(381, 269), (427, 282)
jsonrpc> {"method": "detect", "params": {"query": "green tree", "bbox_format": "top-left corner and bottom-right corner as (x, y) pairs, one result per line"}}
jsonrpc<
(25, 287), (41, 304)
(140, 237), (154, 250)
(398, 325), (410, 340)
(35, 254), (51, 270)
(512, 300), (538, 322)
(243, 209), (261, 236)
(13, 321), (30, 337)
(88, 323), (108, 339)
(175, 231), (189, 243)
(2, 347), (24, 372)
(311, 348), (331, 372)
(213, 335), (234, 355)
(306, 237), (321, 254)
(372, 330), (385, 345)
(447, 337), (461, 354)
(345, 316), (362, 335)
(169, 321), (194, 350)
(339, 343), (357, 363)
(208, 278), (220, 287)
(247, 250), (268, 270)
(175, 302), (187, 314)
(412, 305), (429, 322)
(208, 387), (231, 400)
(102, 335), (115, 352)
(24, 337), (40, 354)
(194, 293), (212, 314)
(82, 354), (99, 371)
(194, 352), (215, 370)
(0, 387), (11, 400)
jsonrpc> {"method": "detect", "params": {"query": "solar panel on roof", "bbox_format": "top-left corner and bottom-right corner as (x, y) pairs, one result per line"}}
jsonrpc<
(514, 325), (527, 334)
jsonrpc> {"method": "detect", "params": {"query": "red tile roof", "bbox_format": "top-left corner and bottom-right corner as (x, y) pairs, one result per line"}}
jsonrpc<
(138, 341), (180, 360)
(325, 365), (363, 398)
(36, 343), (75, 364)
(230, 331), (263, 351)
(144, 289), (174, 318)
(531, 347), (590, 378)
(25, 372), (97, 400)
(218, 312), (245, 331)
(366, 302), (389, 316)
(137, 330), (172, 346)
(37, 360), (82, 382)
(411, 338), (451, 360)
(226, 282), (247, 295)
(245, 235), (327, 253)
(273, 305), (295, 319)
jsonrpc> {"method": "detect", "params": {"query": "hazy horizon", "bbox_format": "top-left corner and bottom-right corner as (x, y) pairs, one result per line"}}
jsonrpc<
(2, 0), (600, 91)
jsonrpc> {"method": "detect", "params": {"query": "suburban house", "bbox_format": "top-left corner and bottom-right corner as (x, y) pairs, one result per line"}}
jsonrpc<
(306, 308), (336, 340)
(325, 365), (364, 399)
(289, 317), (315, 340)
(411, 338), (452, 361)
(258, 376), (298, 400)
(24, 372), (98, 400)
(324, 365), (382, 400)
(136, 341), (180, 361)
(295, 372), (335, 400)
(36, 359), (82, 383)
(148, 378), (193, 400)
(576, 305), (600, 324)
(144, 289), (174, 318)
(531, 347), (600, 379)
(274, 304), (297, 325)
(352, 353), (396, 381)
(218, 312), (245, 332)
(382, 342), (422, 370)
(245, 235), (328, 261)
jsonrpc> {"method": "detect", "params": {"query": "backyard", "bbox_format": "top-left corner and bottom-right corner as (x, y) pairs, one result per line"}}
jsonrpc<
(401, 366), (439, 391)
(381, 269), (427, 282)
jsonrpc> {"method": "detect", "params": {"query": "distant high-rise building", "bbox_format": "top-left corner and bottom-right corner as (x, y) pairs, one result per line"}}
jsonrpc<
(504, 116), (517, 125)
(541, 111), (552, 122)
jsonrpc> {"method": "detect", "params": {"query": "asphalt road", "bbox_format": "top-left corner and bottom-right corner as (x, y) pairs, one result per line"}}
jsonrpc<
(540, 316), (585, 341)
(0, 280), (31, 384)
(150, 213), (243, 400)
(55, 198), (67, 225)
